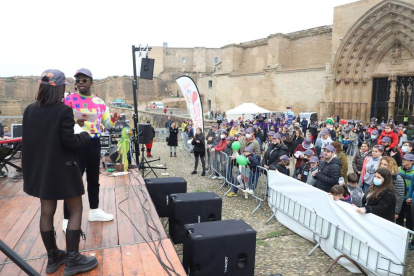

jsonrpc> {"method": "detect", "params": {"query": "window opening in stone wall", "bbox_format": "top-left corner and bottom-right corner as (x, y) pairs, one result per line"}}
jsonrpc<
(214, 57), (218, 64)
(182, 57), (186, 63)
(208, 80), (213, 89)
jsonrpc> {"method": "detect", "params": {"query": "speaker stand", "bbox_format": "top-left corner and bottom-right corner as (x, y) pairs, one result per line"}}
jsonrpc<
(137, 142), (166, 178)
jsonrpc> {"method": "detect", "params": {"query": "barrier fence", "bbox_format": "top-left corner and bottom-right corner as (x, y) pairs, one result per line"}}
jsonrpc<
(266, 171), (413, 276)
(183, 141), (414, 275)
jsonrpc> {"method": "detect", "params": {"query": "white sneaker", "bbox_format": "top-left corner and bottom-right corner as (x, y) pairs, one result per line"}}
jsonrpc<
(88, 208), (114, 222)
(246, 189), (254, 195)
(211, 176), (218, 179)
(244, 191), (248, 199)
(62, 219), (68, 233)
(217, 176), (224, 180)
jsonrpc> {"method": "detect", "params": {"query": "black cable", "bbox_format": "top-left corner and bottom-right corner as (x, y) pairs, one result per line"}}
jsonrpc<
(128, 172), (179, 275)
(116, 166), (180, 276)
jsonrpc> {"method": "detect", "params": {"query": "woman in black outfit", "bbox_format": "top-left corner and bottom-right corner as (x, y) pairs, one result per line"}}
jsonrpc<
(22, 69), (97, 275)
(290, 129), (304, 156)
(168, 121), (179, 157)
(356, 168), (397, 222)
(191, 127), (206, 176)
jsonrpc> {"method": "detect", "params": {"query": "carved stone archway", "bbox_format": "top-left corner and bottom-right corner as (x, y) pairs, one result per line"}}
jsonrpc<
(323, 0), (414, 122)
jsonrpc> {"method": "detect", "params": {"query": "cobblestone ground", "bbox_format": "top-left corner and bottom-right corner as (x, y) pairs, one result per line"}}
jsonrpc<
(145, 141), (413, 276)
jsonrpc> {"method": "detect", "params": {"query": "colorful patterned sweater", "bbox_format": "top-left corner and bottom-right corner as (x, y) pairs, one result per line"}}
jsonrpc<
(399, 165), (414, 199)
(64, 92), (114, 138)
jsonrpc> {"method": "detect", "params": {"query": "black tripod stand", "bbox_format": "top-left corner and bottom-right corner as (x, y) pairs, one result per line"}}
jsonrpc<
(131, 45), (167, 178)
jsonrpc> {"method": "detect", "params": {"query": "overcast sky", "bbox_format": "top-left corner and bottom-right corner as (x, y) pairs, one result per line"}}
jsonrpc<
(0, 0), (357, 79)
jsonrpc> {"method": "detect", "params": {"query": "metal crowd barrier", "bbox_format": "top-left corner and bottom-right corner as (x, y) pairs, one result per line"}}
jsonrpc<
(209, 151), (267, 215)
(327, 225), (403, 275)
(267, 182), (414, 275)
(180, 132), (194, 159)
(267, 188), (331, 256)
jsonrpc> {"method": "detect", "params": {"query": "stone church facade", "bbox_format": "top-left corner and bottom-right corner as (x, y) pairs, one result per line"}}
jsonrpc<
(152, 0), (414, 122)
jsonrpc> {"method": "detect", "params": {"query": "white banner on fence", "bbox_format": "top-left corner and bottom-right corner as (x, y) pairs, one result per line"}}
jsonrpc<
(268, 171), (408, 275)
(176, 76), (204, 131)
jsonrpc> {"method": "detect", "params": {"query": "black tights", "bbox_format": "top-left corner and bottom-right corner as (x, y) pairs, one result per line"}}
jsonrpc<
(40, 196), (83, 232)
(194, 153), (206, 172)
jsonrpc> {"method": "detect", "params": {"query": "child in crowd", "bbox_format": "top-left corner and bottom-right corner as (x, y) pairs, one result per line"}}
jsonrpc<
(347, 173), (363, 207)
(297, 150), (314, 183)
(319, 152), (325, 162)
(339, 177), (352, 204)
(306, 156), (319, 186)
(330, 185), (344, 201)
(341, 135), (350, 153)
(272, 155), (290, 176)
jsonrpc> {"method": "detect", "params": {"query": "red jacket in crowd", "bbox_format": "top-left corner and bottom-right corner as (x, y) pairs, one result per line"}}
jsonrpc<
(214, 139), (227, 152)
(377, 130), (399, 149)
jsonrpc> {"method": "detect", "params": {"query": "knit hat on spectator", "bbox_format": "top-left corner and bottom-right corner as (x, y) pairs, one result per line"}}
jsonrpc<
(303, 137), (312, 149)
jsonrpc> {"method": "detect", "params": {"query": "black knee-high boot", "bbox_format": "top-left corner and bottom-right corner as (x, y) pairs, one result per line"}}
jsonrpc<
(41, 229), (67, 274)
(64, 230), (98, 276)
(201, 156), (206, 176)
(192, 156), (198, 174)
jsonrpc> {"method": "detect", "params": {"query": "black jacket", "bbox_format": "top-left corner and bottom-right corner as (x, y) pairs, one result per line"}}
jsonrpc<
(206, 129), (216, 145)
(290, 135), (304, 155)
(167, 127), (179, 146)
(314, 157), (341, 192)
(191, 133), (206, 154)
(22, 103), (90, 200)
(362, 188), (396, 222)
(263, 143), (288, 169)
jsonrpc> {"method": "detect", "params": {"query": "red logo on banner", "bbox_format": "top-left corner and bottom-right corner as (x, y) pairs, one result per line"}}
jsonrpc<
(192, 91), (198, 104)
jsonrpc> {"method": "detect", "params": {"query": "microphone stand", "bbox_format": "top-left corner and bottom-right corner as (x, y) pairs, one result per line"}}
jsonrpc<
(131, 45), (167, 178)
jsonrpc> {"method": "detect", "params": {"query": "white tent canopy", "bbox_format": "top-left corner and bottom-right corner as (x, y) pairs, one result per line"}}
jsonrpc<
(226, 103), (271, 121)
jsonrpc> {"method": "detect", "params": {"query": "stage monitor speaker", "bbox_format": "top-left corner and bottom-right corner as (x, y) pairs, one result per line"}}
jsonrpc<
(140, 58), (154, 80)
(109, 146), (119, 163)
(12, 124), (23, 138)
(169, 192), (222, 244)
(183, 219), (256, 276)
(100, 135), (111, 149)
(138, 123), (152, 144)
(145, 177), (187, 217)
(108, 146), (131, 164)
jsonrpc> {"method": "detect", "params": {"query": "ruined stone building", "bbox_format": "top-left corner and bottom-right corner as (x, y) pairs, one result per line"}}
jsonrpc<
(1, 0), (414, 124)
(152, 0), (414, 122)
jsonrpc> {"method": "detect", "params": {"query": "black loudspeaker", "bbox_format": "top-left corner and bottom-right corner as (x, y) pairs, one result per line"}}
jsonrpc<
(183, 219), (256, 276)
(140, 58), (154, 80)
(169, 192), (222, 244)
(109, 146), (119, 162)
(100, 135), (110, 149)
(145, 177), (187, 217)
(138, 123), (152, 144)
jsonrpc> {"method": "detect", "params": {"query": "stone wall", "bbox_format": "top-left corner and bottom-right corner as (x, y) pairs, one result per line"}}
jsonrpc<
(0, 76), (172, 121)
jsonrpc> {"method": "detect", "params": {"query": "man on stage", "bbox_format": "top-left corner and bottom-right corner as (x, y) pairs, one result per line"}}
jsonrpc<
(62, 68), (120, 232)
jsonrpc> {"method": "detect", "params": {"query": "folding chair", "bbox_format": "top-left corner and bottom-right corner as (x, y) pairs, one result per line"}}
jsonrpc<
(0, 138), (23, 173)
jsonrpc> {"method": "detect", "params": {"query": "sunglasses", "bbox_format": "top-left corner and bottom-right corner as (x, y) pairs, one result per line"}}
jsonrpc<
(75, 78), (89, 83)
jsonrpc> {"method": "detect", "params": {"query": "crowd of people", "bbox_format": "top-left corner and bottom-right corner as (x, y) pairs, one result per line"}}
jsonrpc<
(167, 106), (414, 249)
